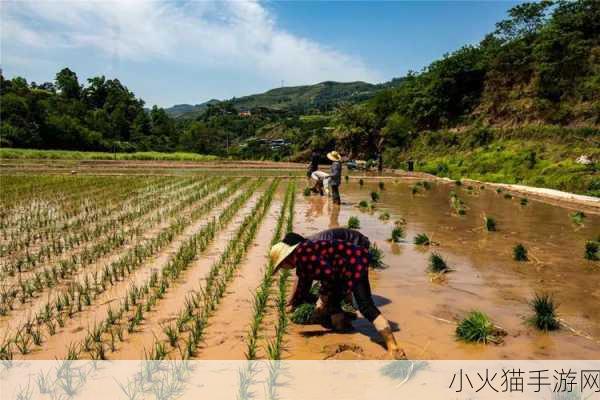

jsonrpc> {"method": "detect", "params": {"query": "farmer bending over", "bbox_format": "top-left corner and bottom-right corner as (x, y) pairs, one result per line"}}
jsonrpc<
(270, 237), (407, 359)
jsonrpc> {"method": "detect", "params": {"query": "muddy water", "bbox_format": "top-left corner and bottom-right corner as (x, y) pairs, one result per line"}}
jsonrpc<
(285, 180), (600, 360)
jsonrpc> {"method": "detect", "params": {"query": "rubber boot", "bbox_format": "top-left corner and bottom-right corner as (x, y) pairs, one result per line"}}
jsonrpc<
(373, 315), (407, 360)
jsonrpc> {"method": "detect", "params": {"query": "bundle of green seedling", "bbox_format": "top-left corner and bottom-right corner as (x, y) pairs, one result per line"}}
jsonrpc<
(513, 243), (528, 261)
(585, 240), (599, 261)
(428, 253), (450, 274)
(414, 233), (431, 245)
(379, 211), (391, 221)
(390, 226), (405, 242)
(570, 211), (585, 225)
(415, 181), (432, 190)
(246, 182), (295, 360)
(359, 179), (364, 187)
(456, 311), (504, 344)
(347, 216), (361, 229)
(303, 187), (311, 196)
(529, 293), (560, 331)
(290, 303), (316, 324)
(368, 244), (386, 269)
(379, 181), (385, 190)
(6, 178), (256, 358)
(371, 191), (380, 202)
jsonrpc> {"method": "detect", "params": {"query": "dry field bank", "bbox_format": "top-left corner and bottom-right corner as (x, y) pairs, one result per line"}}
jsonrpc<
(0, 161), (599, 361)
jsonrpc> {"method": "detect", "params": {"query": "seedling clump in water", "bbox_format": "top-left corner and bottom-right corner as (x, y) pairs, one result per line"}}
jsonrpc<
(414, 233), (430, 245)
(347, 216), (360, 229)
(303, 187), (311, 197)
(570, 211), (585, 225)
(585, 240), (599, 261)
(530, 293), (560, 331)
(456, 311), (502, 344)
(379, 181), (385, 190)
(379, 211), (390, 221)
(390, 226), (404, 243)
(368, 244), (386, 269)
(371, 191), (380, 202)
(513, 244), (528, 261)
(358, 200), (369, 209)
(291, 303), (315, 324)
(428, 253), (449, 273)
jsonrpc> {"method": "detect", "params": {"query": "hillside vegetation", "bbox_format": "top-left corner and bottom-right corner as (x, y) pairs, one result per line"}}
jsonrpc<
(1, 0), (598, 195)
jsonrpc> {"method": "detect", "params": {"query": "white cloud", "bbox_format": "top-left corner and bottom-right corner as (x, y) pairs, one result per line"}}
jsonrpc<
(1, 0), (380, 85)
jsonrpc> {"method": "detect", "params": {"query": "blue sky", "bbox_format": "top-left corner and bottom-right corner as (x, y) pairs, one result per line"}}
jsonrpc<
(1, 1), (520, 107)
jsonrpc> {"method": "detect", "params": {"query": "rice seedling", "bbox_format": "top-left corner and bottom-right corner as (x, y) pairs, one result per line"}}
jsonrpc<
(520, 198), (528, 206)
(291, 303), (315, 324)
(496, 187), (503, 193)
(513, 244), (528, 261)
(484, 216), (497, 231)
(359, 178), (364, 187)
(428, 253), (449, 274)
(414, 233), (430, 246)
(15, 330), (31, 355)
(347, 216), (360, 229)
(358, 200), (369, 209)
(455, 180), (462, 186)
(379, 211), (390, 221)
(456, 311), (501, 344)
(529, 293), (560, 331)
(371, 191), (380, 202)
(31, 328), (43, 346)
(302, 187), (311, 197)
(163, 324), (179, 347)
(36, 371), (53, 394)
(368, 244), (386, 269)
(345, 175), (349, 182)
(15, 381), (33, 400)
(378, 181), (385, 190)
(584, 240), (599, 261)
(411, 185), (419, 195)
(570, 211), (585, 225)
(504, 193), (513, 200)
(390, 226), (404, 242)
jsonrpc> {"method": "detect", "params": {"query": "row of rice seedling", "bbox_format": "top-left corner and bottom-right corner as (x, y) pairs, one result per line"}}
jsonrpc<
(0, 177), (210, 279)
(449, 190), (466, 215)
(0, 176), (186, 258)
(0, 179), (253, 359)
(0, 178), (226, 310)
(245, 181), (295, 360)
(76, 178), (271, 360)
(267, 181), (296, 360)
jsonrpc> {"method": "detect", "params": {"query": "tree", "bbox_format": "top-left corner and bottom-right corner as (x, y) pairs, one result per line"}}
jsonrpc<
(55, 68), (81, 99)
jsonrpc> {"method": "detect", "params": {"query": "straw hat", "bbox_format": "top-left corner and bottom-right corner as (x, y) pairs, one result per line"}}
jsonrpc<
(270, 241), (299, 270)
(327, 151), (342, 162)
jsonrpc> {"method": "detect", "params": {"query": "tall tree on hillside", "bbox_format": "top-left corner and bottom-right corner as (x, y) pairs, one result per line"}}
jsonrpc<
(55, 68), (81, 99)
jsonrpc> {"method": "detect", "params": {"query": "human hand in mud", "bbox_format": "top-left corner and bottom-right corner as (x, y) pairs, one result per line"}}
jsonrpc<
(390, 347), (408, 360)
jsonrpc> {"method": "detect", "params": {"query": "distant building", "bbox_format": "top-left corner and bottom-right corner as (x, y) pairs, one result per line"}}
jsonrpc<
(238, 110), (252, 117)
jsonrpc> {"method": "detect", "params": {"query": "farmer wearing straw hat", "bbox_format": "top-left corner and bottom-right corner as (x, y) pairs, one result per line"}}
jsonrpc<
(270, 237), (407, 360)
(327, 151), (342, 205)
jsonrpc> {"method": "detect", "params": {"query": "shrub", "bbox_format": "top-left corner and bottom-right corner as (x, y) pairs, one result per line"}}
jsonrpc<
(513, 244), (528, 261)
(456, 311), (500, 344)
(484, 216), (497, 231)
(371, 191), (380, 202)
(390, 227), (404, 243)
(585, 240), (599, 261)
(347, 216), (360, 229)
(291, 303), (315, 324)
(414, 233), (430, 245)
(428, 253), (449, 273)
(530, 293), (560, 331)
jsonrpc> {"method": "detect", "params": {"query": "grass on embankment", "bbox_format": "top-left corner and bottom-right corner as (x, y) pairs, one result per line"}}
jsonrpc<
(389, 126), (599, 197)
(0, 148), (218, 162)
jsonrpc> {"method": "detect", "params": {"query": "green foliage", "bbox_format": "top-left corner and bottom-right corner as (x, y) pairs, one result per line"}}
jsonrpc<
(378, 181), (385, 190)
(570, 211), (586, 225)
(456, 311), (500, 344)
(513, 243), (528, 261)
(303, 187), (311, 197)
(368, 245), (386, 269)
(428, 253), (449, 273)
(358, 200), (369, 209)
(414, 233), (431, 245)
(370, 191), (380, 202)
(291, 303), (315, 325)
(379, 211), (390, 221)
(530, 293), (560, 331)
(347, 216), (361, 229)
(390, 227), (404, 243)
(359, 179), (364, 187)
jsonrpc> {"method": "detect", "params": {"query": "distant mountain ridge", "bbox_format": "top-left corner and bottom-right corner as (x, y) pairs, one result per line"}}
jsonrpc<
(165, 79), (403, 119)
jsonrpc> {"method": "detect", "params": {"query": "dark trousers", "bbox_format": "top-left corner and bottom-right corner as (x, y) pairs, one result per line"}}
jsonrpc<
(325, 275), (380, 322)
(331, 184), (341, 204)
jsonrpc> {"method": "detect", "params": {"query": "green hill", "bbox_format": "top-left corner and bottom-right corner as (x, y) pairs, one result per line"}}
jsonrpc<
(165, 80), (403, 119)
